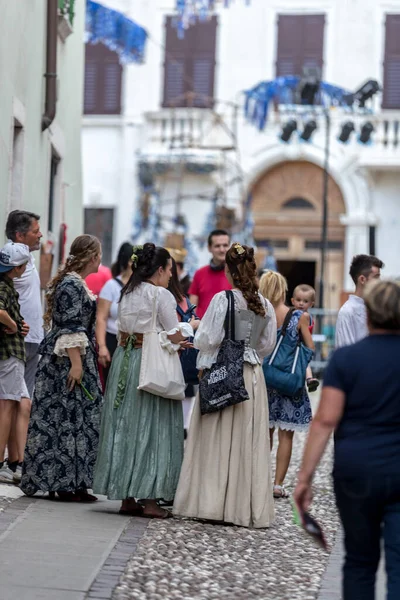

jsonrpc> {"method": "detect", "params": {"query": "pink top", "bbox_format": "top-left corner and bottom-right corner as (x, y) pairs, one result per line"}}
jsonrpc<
(85, 265), (112, 296)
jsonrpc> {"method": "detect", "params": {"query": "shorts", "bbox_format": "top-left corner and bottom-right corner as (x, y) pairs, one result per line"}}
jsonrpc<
(0, 356), (29, 401)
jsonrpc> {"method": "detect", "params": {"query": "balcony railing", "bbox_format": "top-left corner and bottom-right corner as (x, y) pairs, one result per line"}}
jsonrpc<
(58, 0), (75, 25)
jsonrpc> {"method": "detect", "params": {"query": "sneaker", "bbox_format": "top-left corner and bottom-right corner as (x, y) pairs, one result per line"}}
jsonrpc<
(13, 465), (22, 484)
(0, 465), (14, 484)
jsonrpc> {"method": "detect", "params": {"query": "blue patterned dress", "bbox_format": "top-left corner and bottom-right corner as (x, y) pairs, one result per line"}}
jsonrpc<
(21, 274), (103, 496)
(267, 310), (312, 432)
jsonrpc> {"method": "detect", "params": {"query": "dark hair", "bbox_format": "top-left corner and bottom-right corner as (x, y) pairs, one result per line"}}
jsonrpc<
(207, 229), (230, 248)
(364, 280), (400, 330)
(44, 235), (101, 329)
(111, 242), (133, 278)
(121, 243), (171, 297)
(6, 210), (40, 241)
(225, 243), (265, 316)
(168, 258), (184, 304)
(349, 254), (384, 285)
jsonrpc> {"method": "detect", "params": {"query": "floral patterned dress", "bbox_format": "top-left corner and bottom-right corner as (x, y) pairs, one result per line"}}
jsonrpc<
(267, 309), (312, 432)
(21, 273), (103, 496)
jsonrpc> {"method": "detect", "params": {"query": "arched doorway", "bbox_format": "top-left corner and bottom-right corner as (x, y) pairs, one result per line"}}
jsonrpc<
(251, 160), (346, 309)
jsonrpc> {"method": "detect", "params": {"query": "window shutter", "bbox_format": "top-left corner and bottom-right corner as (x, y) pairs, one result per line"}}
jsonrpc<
(276, 14), (325, 78)
(276, 15), (303, 77)
(163, 16), (217, 108)
(84, 43), (122, 115)
(382, 14), (400, 109)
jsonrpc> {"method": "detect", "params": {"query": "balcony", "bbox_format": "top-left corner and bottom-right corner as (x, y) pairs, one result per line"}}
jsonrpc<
(241, 107), (400, 171)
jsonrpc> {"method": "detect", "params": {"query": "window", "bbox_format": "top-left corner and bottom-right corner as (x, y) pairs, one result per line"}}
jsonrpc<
(382, 15), (400, 109)
(84, 43), (122, 115)
(84, 208), (114, 266)
(257, 239), (289, 249)
(282, 197), (315, 210)
(276, 14), (325, 78)
(163, 16), (218, 108)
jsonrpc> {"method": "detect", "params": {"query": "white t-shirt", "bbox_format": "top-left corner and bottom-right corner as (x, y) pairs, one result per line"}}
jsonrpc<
(335, 294), (368, 348)
(13, 253), (44, 344)
(99, 277), (124, 335)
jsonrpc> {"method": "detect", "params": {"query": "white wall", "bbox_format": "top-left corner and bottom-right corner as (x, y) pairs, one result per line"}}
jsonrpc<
(0, 1), (85, 263)
(371, 171), (400, 278)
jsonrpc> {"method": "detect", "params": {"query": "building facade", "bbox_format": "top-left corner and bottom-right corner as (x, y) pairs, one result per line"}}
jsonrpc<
(0, 0), (85, 281)
(82, 0), (400, 307)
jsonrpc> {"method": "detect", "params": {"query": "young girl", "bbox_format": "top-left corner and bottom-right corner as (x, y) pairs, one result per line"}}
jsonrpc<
(260, 271), (314, 499)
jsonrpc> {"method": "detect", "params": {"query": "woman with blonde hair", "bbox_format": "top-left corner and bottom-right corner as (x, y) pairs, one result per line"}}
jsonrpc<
(259, 270), (314, 498)
(21, 235), (103, 501)
(174, 243), (277, 528)
(295, 280), (400, 599)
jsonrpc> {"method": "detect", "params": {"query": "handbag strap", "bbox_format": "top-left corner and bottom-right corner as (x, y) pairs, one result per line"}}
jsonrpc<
(281, 308), (295, 337)
(150, 288), (158, 331)
(224, 290), (236, 341)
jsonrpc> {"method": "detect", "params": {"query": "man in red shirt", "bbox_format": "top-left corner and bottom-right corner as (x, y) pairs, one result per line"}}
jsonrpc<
(189, 229), (232, 318)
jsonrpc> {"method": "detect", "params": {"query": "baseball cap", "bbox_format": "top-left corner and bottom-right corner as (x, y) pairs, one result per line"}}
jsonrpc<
(0, 242), (30, 273)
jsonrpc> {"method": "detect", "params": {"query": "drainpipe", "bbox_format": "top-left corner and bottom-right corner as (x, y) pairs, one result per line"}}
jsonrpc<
(42, 0), (58, 131)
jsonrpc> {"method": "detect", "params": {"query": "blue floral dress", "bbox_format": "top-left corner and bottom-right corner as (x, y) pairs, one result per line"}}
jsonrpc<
(267, 310), (312, 432)
(21, 274), (103, 496)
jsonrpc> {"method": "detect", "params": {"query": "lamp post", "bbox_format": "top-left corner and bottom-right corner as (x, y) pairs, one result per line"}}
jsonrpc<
(319, 109), (331, 310)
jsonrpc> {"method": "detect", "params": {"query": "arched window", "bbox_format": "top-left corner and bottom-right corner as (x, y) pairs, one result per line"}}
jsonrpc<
(282, 197), (315, 209)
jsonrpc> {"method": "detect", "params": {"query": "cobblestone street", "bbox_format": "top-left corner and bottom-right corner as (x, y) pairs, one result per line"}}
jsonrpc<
(0, 389), (358, 600)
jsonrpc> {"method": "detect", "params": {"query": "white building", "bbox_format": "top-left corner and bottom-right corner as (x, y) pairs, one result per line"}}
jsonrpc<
(82, 0), (400, 307)
(0, 0), (86, 282)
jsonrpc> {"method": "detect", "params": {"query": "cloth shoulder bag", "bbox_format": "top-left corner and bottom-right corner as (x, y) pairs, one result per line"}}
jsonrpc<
(263, 308), (313, 396)
(138, 290), (186, 401)
(199, 290), (249, 415)
(176, 297), (199, 385)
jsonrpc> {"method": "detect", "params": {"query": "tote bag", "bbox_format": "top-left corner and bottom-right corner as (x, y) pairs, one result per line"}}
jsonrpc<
(263, 308), (313, 397)
(199, 290), (249, 415)
(138, 290), (186, 401)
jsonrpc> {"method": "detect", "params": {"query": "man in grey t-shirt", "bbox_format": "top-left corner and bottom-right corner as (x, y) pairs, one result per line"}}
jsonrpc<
(4, 211), (43, 483)
(335, 254), (384, 348)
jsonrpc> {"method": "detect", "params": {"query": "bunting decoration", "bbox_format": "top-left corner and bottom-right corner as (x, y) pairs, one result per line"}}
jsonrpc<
(86, 0), (147, 64)
(175, 0), (251, 36)
(244, 76), (353, 131)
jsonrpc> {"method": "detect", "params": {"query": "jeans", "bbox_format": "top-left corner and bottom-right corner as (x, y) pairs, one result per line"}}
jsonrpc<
(334, 475), (400, 600)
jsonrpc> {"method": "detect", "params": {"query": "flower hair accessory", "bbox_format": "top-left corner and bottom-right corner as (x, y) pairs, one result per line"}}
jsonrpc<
(131, 245), (143, 267)
(233, 243), (245, 256)
(66, 254), (75, 262)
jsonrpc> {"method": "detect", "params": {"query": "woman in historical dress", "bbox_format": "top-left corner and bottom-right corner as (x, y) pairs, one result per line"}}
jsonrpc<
(173, 243), (277, 528)
(21, 235), (103, 501)
(93, 244), (193, 519)
(259, 270), (314, 499)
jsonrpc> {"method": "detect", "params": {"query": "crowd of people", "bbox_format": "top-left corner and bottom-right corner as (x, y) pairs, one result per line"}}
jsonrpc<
(1, 209), (398, 597)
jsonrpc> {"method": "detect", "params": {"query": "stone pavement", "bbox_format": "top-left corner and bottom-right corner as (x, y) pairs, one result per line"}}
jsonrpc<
(0, 386), (386, 599)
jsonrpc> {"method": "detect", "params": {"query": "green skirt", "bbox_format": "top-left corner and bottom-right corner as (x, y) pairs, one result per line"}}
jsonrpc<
(93, 346), (184, 501)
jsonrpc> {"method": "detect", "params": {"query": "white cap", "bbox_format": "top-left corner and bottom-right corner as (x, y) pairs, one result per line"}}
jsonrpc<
(0, 242), (30, 273)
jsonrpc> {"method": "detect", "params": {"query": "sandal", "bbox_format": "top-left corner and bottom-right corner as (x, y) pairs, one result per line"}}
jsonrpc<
(273, 485), (289, 499)
(77, 491), (98, 503)
(307, 378), (320, 393)
(56, 491), (81, 502)
(119, 505), (144, 516)
(142, 507), (173, 519)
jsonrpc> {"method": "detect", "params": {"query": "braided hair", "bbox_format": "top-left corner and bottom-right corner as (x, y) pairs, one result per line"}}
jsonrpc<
(225, 243), (265, 316)
(121, 243), (171, 297)
(43, 234), (101, 329)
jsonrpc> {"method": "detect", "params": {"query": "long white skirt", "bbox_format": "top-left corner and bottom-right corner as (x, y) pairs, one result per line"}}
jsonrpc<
(173, 363), (275, 528)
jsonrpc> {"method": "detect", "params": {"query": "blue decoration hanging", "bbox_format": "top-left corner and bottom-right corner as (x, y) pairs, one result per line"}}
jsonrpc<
(244, 76), (353, 131)
(175, 0), (251, 37)
(86, 0), (147, 64)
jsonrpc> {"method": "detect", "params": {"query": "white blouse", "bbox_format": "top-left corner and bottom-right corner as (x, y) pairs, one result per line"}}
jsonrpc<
(117, 282), (192, 336)
(195, 290), (277, 370)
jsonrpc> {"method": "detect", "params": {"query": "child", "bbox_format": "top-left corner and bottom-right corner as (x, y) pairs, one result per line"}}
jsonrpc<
(291, 284), (319, 393)
(0, 242), (30, 483)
